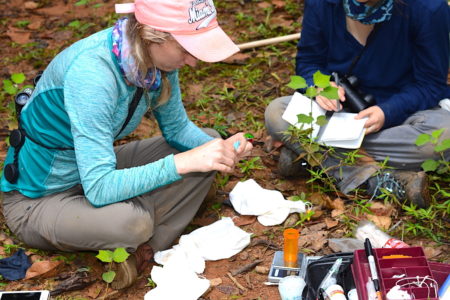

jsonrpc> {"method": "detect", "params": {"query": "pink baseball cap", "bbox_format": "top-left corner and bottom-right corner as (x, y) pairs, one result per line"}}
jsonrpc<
(116, 0), (240, 62)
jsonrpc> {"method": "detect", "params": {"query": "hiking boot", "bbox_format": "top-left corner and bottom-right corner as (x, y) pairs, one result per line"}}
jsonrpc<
(367, 171), (431, 208)
(277, 147), (307, 177)
(111, 244), (154, 290)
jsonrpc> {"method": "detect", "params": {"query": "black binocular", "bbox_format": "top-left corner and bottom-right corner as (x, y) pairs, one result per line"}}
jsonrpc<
(332, 72), (375, 113)
(15, 87), (33, 116)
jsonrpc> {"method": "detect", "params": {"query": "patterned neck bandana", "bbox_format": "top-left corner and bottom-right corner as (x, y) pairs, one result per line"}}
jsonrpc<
(343, 0), (393, 25)
(112, 18), (161, 90)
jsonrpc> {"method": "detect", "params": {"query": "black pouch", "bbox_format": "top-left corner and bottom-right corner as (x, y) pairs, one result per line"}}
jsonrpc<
(302, 252), (355, 300)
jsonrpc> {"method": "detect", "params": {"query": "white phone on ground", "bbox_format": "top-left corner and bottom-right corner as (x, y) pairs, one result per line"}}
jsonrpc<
(0, 291), (50, 300)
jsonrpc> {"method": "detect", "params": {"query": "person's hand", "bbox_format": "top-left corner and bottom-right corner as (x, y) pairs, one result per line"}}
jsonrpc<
(355, 105), (385, 135)
(174, 138), (238, 174)
(224, 132), (253, 159)
(173, 133), (253, 174)
(315, 82), (346, 111)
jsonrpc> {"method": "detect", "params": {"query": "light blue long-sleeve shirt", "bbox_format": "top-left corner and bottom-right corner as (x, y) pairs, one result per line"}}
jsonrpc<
(0, 27), (214, 207)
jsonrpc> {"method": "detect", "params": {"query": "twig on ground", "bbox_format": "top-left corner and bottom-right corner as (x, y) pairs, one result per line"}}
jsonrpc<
(245, 273), (253, 289)
(250, 239), (280, 250)
(97, 290), (119, 300)
(227, 272), (248, 292)
(231, 259), (263, 276)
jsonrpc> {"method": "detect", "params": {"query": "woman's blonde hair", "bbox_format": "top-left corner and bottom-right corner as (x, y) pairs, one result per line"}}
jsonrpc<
(126, 14), (171, 105)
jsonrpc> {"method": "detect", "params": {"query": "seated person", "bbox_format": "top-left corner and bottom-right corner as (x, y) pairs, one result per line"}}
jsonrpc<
(265, 0), (449, 208)
(0, 0), (252, 289)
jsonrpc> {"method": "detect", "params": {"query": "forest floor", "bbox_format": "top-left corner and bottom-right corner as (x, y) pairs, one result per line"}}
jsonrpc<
(0, 0), (449, 299)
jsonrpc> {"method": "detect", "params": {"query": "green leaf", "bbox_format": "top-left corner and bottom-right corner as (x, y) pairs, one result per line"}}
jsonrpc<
(431, 128), (445, 140)
(96, 250), (113, 263)
(316, 115), (328, 126)
(304, 86), (317, 98)
(112, 247), (130, 263)
(312, 70), (331, 88)
(102, 271), (116, 283)
(68, 20), (81, 28)
(75, 0), (89, 6)
(434, 139), (450, 153)
(3, 79), (17, 95)
(319, 86), (339, 100)
(244, 133), (254, 139)
(11, 73), (25, 84)
(421, 159), (439, 172)
(287, 75), (307, 90)
(415, 133), (431, 146)
(297, 113), (313, 124)
(310, 143), (320, 152)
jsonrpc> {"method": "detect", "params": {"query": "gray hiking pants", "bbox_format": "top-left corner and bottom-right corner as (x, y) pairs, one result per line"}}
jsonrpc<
(2, 130), (217, 252)
(265, 96), (450, 193)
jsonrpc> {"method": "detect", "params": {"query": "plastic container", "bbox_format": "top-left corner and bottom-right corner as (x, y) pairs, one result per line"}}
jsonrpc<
(324, 284), (347, 300)
(355, 220), (409, 248)
(352, 246), (439, 300)
(278, 275), (305, 300)
(284, 229), (300, 268)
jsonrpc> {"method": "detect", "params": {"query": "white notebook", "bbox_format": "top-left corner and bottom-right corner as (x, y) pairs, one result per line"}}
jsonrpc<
(282, 92), (367, 149)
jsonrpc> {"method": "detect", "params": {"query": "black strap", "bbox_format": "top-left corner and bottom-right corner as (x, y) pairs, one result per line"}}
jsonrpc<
(118, 87), (144, 137)
(345, 24), (380, 76)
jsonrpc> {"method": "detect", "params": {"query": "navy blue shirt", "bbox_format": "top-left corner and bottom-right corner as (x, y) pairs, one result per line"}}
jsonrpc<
(296, 0), (449, 128)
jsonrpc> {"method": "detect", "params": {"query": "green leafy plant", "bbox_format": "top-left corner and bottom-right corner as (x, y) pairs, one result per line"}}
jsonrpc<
(415, 129), (450, 174)
(238, 156), (264, 177)
(146, 277), (157, 288)
(2, 73), (26, 96)
(96, 248), (130, 284)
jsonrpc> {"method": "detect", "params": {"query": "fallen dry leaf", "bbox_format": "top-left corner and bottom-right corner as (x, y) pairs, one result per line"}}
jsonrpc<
(367, 215), (392, 230)
(257, 2), (272, 9)
(232, 215), (256, 227)
(310, 208), (324, 219)
(369, 201), (394, 217)
(331, 208), (345, 217)
(24, 1), (38, 9)
(270, 16), (294, 28)
(423, 246), (442, 259)
(6, 27), (31, 44)
(85, 282), (103, 299)
(37, 3), (69, 16)
(325, 217), (339, 229)
(222, 53), (251, 65)
(311, 237), (327, 252)
(332, 198), (345, 210)
(27, 18), (43, 30)
(25, 260), (64, 279)
(209, 278), (222, 287)
(272, 0), (285, 9)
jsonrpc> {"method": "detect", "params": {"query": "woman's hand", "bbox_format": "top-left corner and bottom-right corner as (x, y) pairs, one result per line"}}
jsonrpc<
(224, 132), (253, 159)
(355, 105), (385, 134)
(315, 82), (346, 111)
(174, 133), (253, 174)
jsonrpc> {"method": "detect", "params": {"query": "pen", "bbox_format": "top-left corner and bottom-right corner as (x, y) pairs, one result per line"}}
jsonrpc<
(365, 238), (383, 300)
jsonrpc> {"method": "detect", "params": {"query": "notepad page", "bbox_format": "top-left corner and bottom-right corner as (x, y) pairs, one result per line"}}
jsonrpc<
(281, 92), (326, 139)
(319, 113), (367, 142)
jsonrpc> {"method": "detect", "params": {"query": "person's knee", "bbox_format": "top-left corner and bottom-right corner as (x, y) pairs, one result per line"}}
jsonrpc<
(114, 210), (153, 246)
(265, 97), (291, 141)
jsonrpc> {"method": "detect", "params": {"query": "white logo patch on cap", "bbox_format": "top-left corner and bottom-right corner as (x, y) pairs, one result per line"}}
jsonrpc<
(188, 0), (217, 30)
